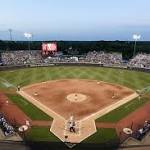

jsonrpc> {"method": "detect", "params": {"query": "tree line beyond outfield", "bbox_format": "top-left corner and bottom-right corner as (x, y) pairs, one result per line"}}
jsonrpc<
(0, 40), (150, 59)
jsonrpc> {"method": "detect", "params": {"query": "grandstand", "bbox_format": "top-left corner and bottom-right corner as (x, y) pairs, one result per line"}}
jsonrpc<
(128, 53), (150, 69)
(1, 50), (150, 71)
(0, 41), (149, 149)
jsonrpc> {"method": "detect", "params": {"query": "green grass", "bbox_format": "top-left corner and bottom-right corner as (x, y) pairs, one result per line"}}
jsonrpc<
(0, 66), (149, 122)
(26, 127), (118, 143)
(7, 94), (52, 120)
(0, 67), (150, 90)
(0, 66), (150, 142)
(96, 97), (149, 122)
(83, 128), (118, 143)
(26, 127), (60, 141)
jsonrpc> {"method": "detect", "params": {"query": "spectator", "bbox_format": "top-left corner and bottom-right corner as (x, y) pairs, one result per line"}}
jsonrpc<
(1, 50), (43, 65)
(128, 53), (150, 69)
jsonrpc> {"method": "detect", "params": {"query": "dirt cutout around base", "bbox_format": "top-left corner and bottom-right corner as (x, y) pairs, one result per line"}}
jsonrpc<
(19, 79), (138, 143)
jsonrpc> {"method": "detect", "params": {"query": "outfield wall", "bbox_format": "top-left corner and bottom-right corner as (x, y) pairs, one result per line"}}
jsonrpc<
(0, 63), (150, 73)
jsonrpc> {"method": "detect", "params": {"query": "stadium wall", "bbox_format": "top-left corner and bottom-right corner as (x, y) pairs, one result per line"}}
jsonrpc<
(0, 63), (150, 73)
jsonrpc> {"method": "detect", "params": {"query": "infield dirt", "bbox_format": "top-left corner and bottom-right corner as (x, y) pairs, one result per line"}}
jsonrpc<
(20, 79), (134, 121)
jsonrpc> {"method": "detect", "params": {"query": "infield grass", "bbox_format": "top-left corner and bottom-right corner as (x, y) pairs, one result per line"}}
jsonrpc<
(0, 66), (149, 143)
(96, 97), (149, 122)
(7, 94), (52, 120)
(0, 66), (150, 122)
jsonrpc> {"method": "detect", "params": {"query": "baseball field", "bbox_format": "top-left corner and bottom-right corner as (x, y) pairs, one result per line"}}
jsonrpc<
(0, 66), (150, 145)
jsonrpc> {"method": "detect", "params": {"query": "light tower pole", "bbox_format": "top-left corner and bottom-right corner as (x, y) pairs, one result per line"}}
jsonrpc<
(8, 29), (13, 41)
(24, 32), (32, 50)
(132, 34), (141, 57)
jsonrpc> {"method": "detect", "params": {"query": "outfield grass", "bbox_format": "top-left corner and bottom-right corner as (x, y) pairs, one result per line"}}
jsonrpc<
(0, 67), (149, 122)
(0, 66), (150, 142)
(7, 94), (52, 120)
(26, 127), (60, 141)
(0, 67), (150, 90)
(96, 97), (149, 122)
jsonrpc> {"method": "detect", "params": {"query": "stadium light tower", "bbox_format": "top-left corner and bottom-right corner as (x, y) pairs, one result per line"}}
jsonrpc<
(24, 32), (32, 50)
(132, 34), (141, 57)
(8, 29), (13, 41)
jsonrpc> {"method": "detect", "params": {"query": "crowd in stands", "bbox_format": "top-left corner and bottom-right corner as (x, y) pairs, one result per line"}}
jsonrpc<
(1, 50), (150, 70)
(44, 51), (123, 65)
(1, 50), (123, 66)
(0, 113), (14, 136)
(128, 53), (150, 69)
(1, 50), (43, 65)
(132, 120), (150, 140)
(84, 51), (122, 65)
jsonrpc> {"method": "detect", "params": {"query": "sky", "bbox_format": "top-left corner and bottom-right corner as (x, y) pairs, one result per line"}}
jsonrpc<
(0, 0), (150, 41)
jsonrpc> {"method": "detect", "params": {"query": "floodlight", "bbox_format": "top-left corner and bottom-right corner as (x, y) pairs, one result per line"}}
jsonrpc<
(133, 34), (141, 41)
(24, 32), (32, 50)
(132, 33), (141, 57)
(24, 32), (32, 39)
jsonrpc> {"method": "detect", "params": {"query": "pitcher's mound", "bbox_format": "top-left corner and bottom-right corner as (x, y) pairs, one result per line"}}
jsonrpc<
(66, 93), (87, 102)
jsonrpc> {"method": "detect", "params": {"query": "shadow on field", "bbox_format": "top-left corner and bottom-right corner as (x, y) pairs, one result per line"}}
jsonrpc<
(2, 141), (150, 150)
(25, 140), (120, 150)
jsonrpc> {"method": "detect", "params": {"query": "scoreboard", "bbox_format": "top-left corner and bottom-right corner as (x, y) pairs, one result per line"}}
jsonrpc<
(42, 42), (57, 56)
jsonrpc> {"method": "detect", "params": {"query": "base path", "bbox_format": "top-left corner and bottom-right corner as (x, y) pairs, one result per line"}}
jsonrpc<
(96, 122), (116, 129)
(0, 92), (31, 125)
(116, 100), (150, 142)
(0, 91), (52, 128)
(18, 79), (138, 143)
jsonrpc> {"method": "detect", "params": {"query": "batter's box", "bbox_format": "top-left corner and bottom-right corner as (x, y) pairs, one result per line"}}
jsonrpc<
(18, 79), (139, 143)
(64, 121), (80, 135)
(50, 117), (96, 143)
